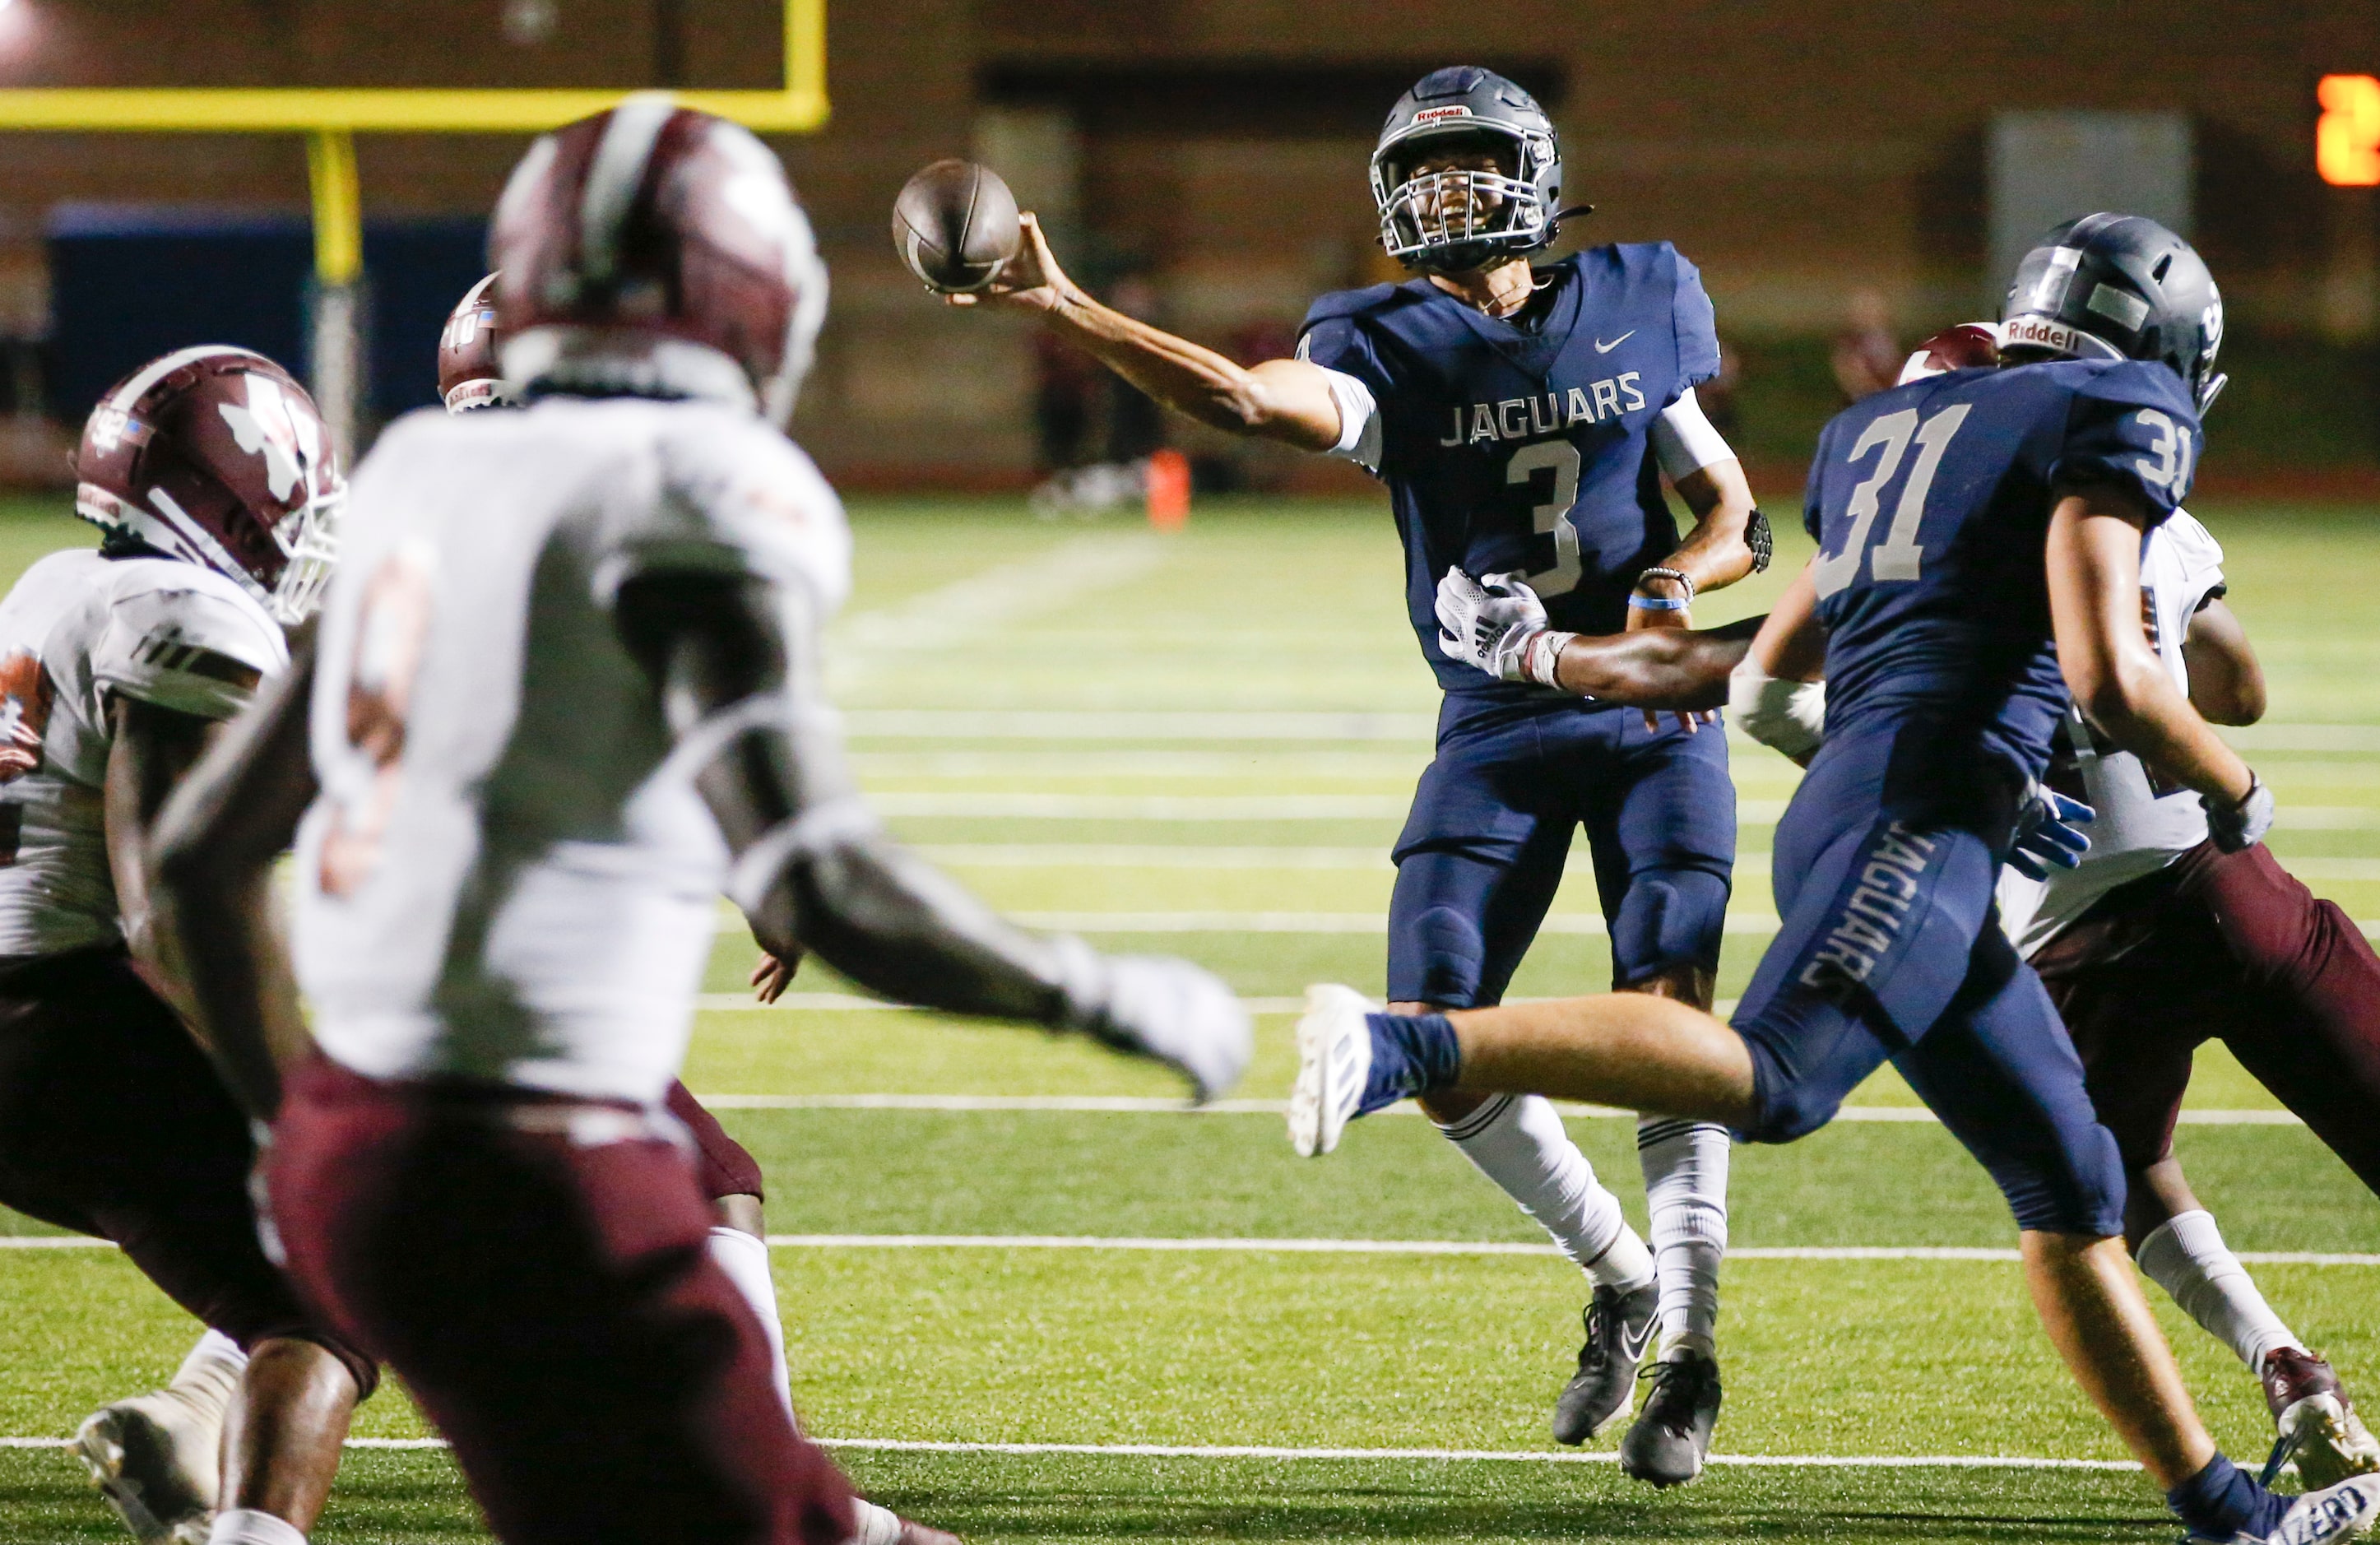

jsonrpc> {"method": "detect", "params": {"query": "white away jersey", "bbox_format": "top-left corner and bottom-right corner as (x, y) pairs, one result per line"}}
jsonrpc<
(1997, 511), (2225, 956)
(292, 397), (850, 1105)
(0, 549), (285, 955)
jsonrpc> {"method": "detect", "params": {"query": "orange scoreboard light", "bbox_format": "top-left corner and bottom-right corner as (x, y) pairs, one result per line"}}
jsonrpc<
(2319, 74), (2380, 186)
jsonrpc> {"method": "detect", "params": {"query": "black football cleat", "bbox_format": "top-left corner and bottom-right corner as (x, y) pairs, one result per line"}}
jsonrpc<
(1552, 1283), (1659, 1445)
(1620, 1350), (1722, 1487)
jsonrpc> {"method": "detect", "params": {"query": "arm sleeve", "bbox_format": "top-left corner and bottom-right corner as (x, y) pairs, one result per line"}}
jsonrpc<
(2049, 364), (2206, 524)
(1297, 309), (1397, 476)
(1313, 367), (1384, 474)
(1669, 248), (1723, 391)
(1649, 387), (1736, 480)
(90, 583), (288, 721)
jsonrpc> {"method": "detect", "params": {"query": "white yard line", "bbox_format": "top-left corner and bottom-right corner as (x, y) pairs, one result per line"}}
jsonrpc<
(814, 1437), (2148, 1471)
(0, 1431), (2151, 1468)
(845, 710), (1439, 742)
(832, 536), (1167, 679)
(712, 912), (1784, 937)
(682, 1090), (2303, 1127)
(840, 710), (2380, 754)
(744, 1235), (2380, 1267)
(11, 1227), (2351, 1260)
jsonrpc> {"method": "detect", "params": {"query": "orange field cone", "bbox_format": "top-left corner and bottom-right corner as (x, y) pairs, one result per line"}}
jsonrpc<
(1146, 448), (1190, 531)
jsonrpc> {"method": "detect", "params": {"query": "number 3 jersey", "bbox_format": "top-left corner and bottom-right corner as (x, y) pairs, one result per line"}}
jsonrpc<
(1802, 356), (2203, 813)
(290, 397), (851, 1106)
(0, 549), (285, 956)
(1296, 244), (1722, 698)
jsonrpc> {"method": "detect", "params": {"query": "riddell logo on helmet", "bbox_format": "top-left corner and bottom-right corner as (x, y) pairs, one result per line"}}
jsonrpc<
(2001, 317), (2085, 355)
(1413, 106), (1475, 123)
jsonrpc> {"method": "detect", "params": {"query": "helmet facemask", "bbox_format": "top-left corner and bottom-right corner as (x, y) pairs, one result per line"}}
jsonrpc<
(1374, 126), (1557, 274)
(267, 474), (343, 624)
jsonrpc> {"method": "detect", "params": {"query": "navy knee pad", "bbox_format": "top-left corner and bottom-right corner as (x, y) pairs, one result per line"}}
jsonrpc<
(1609, 865), (1730, 989)
(1963, 1105), (2128, 1236)
(1387, 904), (1487, 1008)
(1730, 1003), (1888, 1145)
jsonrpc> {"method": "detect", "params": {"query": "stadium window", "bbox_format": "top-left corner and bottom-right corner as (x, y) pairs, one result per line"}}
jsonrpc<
(2318, 74), (2380, 186)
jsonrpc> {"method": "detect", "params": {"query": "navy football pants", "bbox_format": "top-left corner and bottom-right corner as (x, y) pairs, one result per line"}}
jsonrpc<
(1388, 696), (1734, 1007)
(1731, 735), (2126, 1236)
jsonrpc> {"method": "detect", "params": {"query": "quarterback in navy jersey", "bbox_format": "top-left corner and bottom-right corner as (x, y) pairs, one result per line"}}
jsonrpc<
(955, 65), (1763, 1477)
(1292, 218), (2380, 1541)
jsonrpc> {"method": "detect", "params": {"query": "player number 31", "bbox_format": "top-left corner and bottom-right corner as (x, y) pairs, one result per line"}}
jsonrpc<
(1812, 403), (1971, 598)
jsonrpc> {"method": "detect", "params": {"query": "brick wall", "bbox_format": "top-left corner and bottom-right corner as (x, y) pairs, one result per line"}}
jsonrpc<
(0, 0), (2369, 478)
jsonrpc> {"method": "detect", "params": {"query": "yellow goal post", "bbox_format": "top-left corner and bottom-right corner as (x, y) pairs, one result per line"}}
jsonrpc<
(0, 0), (828, 449)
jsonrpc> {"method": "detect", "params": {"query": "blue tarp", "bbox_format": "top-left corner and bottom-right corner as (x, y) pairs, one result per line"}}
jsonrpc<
(47, 206), (490, 433)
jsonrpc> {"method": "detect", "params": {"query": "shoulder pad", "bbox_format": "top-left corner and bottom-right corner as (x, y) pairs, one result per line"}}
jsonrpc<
(91, 559), (287, 720)
(1301, 281), (1423, 329)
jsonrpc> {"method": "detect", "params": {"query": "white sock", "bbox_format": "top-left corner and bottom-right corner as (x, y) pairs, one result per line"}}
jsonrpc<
(2136, 1209), (2303, 1373)
(208, 1508), (306, 1545)
(709, 1226), (795, 1422)
(166, 1329), (248, 1420)
(1439, 1094), (1655, 1291)
(1639, 1117), (1730, 1362)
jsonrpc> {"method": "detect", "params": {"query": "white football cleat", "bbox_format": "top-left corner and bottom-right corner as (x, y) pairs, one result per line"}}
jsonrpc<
(1287, 984), (1374, 1158)
(76, 1393), (221, 1544)
(2189, 1475), (2380, 1544)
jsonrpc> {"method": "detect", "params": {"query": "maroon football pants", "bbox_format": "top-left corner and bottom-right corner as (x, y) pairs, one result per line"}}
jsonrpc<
(2030, 839), (2380, 1195)
(268, 1058), (853, 1545)
(667, 1079), (766, 1203)
(0, 946), (376, 1393)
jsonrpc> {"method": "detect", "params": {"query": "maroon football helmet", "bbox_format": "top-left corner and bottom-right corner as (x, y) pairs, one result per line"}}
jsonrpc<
(1896, 322), (2002, 386)
(489, 94), (828, 427)
(438, 273), (515, 413)
(74, 346), (344, 624)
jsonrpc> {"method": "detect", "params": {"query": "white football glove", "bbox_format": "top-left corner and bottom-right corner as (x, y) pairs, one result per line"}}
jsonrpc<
(1055, 939), (1252, 1103)
(2204, 775), (2276, 853)
(1435, 567), (1550, 682)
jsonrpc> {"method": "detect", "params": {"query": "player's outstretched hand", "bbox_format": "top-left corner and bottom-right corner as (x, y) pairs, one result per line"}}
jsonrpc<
(2205, 774), (2275, 853)
(1435, 568), (1548, 682)
(751, 949), (800, 1004)
(947, 211), (1071, 313)
(2009, 782), (2095, 881)
(1072, 949), (1253, 1103)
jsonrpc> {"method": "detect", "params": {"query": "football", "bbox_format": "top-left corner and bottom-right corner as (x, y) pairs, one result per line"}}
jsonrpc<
(891, 159), (1021, 295)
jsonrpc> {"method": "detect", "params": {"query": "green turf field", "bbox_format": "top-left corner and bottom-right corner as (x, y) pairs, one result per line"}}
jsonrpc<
(1, 492), (2377, 1543)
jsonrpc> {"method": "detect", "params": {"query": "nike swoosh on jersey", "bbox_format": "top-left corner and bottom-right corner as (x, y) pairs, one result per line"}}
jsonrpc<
(1594, 331), (1635, 353)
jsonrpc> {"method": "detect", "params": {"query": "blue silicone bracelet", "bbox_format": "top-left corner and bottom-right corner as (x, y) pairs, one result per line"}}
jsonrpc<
(1626, 593), (1691, 611)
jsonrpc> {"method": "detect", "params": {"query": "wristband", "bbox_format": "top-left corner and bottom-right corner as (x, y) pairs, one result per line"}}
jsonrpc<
(1635, 565), (1696, 605)
(1521, 629), (1576, 689)
(1627, 593), (1690, 611)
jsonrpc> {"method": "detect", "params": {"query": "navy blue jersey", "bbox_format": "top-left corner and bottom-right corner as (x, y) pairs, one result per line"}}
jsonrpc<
(1802, 356), (2202, 797)
(1297, 244), (1722, 698)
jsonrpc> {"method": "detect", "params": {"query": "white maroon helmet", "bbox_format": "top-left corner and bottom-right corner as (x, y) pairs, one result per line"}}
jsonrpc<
(73, 346), (343, 624)
(438, 274), (515, 412)
(1895, 322), (2002, 386)
(489, 94), (828, 427)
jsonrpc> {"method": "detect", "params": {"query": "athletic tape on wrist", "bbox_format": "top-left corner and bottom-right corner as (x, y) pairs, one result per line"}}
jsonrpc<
(1524, 630), (1577, 689)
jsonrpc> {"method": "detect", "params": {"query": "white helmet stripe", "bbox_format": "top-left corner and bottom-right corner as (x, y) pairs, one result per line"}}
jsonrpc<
(580, 92), (680, 285)
(107, 344), (251, 414)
